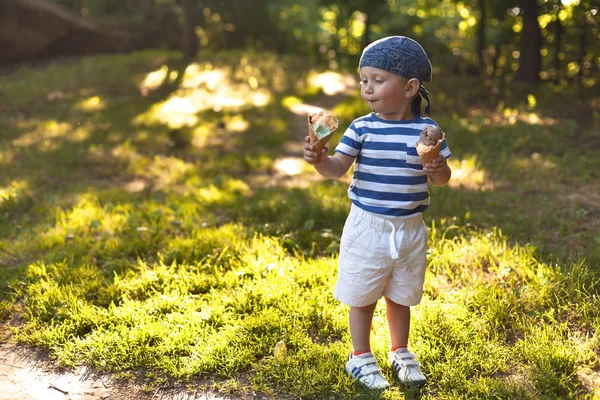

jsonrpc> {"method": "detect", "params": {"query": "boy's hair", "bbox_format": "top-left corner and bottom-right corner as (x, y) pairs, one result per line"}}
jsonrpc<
(359, 36), (432, 115)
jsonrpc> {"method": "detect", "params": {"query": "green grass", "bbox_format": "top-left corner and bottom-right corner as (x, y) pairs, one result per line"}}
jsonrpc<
(1, 49), (599, 399)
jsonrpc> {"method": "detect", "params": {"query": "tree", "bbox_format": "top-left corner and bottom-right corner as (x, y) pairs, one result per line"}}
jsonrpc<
(577, 15), (587, 85)
(515, 0), (542, 83)
(182, 0), (199, 59)
(572, 1), (598, 86)
(476, 0), (487, 72)
(553, 0), (563, 83)
(318, 0), (388, 56)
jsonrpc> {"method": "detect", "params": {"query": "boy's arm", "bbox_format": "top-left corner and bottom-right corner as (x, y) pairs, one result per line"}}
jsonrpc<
(423, 155), (451, 186)
(304, 135), (354, 179)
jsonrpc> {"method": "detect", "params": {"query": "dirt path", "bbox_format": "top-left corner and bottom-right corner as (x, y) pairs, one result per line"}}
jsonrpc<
(0, 343), (235, 400)
(1, 342), (119, 400)
(0, 73), (358, 400)
(1, 340), (278, 400)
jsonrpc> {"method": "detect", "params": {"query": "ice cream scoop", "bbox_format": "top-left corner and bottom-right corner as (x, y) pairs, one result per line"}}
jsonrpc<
(416, 126), (445, 164)
(308, 111), (339, 153)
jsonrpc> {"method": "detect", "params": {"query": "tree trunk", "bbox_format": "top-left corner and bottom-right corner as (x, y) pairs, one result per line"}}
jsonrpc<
(578, 23), (587, 85)
(515, 0), (542, 83)
(182, 0), (198, 59)
(554, 2), (563, 83)
(477, 0), (487, 73)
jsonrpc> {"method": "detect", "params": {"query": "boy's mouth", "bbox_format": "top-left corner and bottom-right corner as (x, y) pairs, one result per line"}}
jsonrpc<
(367, 99), (379, 108)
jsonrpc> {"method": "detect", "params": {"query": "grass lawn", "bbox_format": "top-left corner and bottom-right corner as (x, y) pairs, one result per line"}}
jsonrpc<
(1, 49), (599, 399)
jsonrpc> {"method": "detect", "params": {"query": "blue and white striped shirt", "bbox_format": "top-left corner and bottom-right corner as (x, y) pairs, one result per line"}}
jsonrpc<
(334, 113), (451, 217)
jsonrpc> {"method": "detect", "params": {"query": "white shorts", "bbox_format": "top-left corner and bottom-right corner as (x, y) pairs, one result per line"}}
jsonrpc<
(334, 204), (428, 307)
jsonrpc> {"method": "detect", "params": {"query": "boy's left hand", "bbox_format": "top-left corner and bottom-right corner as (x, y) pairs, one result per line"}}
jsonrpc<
(422, 155), (447, 177)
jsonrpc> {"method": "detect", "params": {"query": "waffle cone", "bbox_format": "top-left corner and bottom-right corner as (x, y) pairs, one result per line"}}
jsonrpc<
(308, 111), (338, 153)
(416, 130), (445, 164)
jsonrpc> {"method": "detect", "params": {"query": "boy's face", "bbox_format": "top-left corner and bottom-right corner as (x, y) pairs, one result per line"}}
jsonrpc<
(359, 67), (417, 120)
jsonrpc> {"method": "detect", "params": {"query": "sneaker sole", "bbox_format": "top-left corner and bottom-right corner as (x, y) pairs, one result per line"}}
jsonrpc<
(399, 378), (426, 388)
(343, 368), (390, 390)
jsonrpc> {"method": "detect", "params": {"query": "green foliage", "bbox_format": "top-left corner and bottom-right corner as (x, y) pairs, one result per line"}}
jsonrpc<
(45, 0), (599, 88)
(1, 49), (599, 398)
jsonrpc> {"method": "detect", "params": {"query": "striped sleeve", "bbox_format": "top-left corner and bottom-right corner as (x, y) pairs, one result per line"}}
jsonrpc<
(440, 138), (451, 159)
(334, 122), (362, 158)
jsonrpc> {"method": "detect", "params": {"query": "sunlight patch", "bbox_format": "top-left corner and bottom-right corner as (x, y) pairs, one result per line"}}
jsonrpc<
(289, 103), (328, 116)
(513, 153), (558, 174)
(281, 96), (302, 110)
(124, 179), (147, 193)
(0, 180), (29, 206)
(500, 109), (556, 126)
(197, 179), (251, 203)
(181, 64), (225, 90)
(135, 62), (279, 128)
(273, 157), (304, 176)
(197, 185), (226, 203)
(447, 156), (495, 191)
(251, 92), (270, 107)
(111, 141), (141, 163)
(12, 120), (72, 147)
(75, 96), (106, 111)
(139, 65), (169, 95)
(142, 156), (194, 191)
(71, 127), (91, 142)
(227, 116), (249, 132)
(469, 109), (557, 127)
(191, 126), (211, 148)
(240, 235), (288, 276)
(308, 71), (356, 96)
(111, 146), (196, 190)
(135, 69), (271, 128)
(51, 196), (123, 237)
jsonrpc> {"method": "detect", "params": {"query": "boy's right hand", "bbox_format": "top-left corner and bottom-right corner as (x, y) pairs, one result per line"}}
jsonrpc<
(304, 135), (328, 165)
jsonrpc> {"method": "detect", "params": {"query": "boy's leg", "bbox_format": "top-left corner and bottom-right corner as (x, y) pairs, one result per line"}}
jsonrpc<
(385, 297), (426, 386)
(349, 302), (377, 352)
(384, 297), (410, 348)
(345, 302), (390, 390)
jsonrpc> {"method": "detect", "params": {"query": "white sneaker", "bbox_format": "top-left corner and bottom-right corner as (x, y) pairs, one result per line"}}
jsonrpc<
(388, 349), (427, 387)
(345, 352), (390, 390)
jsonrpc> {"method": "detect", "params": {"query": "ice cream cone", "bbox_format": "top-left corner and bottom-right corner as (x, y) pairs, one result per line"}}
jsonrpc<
(308, 111), (338, 153)
(416, 127), (445, 164)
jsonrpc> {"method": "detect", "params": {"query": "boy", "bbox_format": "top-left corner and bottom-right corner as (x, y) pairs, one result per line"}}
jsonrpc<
(303, 36), (451, 389)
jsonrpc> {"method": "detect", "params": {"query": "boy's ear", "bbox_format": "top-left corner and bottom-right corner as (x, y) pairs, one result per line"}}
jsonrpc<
(405, 78), (420, 98)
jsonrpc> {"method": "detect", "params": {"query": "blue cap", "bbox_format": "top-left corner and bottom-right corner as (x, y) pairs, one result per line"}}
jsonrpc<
(360, 36), (433, 114)
(359, 36), (432, 83)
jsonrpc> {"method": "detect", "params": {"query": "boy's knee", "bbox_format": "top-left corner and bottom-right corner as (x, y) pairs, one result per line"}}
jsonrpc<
(384, 296), (410, 308)
(351, 302), (378, 312)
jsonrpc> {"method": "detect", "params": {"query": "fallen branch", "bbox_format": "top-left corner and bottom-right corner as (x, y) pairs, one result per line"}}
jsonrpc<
(48, 383), (69, 395)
